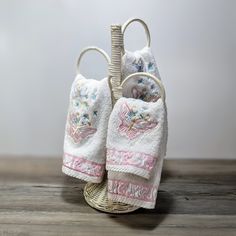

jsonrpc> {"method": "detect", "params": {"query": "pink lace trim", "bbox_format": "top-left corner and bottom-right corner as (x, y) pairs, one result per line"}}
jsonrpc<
(63, 153), (104, 177)
(106, 148), (156, 172)
(108, 178), (157, 202)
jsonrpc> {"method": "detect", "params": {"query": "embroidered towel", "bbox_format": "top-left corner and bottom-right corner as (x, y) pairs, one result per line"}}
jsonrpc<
(106, 97), (167, 208)
(62, 75), (112, 183)
(122, 47), (161, 102)
(106, 97), (166, 179)
(107, 157), (164, 209)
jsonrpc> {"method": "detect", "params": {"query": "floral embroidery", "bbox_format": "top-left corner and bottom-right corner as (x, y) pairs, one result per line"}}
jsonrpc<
(147, 62), (155, 72)
(67, 81), (98, 144)
(118, 102), (158, 139)
(127, 58), (160, 102)
(108, 179), (157, 202)
(132, 58), (144, 72)
(63, 153), (104, 177)
(67, 112), (97, 144)
(106, 148), (156, 172)
(71, 81), (98, 109)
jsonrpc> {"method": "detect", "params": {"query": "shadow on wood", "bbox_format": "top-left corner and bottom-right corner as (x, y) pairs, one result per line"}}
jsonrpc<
(107, 190), (173, 230)
(107, 166), (174, 230)
(61, 175), (87, 206)
(60, 166), (174, 230)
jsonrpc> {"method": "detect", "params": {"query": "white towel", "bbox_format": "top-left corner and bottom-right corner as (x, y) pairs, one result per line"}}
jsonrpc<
(62, 74), (112, 183)
(106, 97), (167, 209)
(122, 47), (161, 102)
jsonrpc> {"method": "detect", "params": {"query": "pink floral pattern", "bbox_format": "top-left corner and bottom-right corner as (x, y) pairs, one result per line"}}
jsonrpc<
(63, 153), (104, 177)
(106, 148), (156, 172)
(67, 113), (97, 144)
(118, 102), (158, 139)
(122, 51), (161, 102)
(67, 81), (98, 144)
(108, 179), (157, 202)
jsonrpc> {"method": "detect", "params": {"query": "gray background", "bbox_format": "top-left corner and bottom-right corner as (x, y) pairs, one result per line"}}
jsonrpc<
(0, 0), (235, 158)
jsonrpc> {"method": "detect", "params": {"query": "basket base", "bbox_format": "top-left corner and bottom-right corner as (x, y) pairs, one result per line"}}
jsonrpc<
(83, 179), (140, 214)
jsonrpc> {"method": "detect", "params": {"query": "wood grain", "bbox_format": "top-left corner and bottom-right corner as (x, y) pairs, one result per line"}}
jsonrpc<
(0, 158), (235, 236)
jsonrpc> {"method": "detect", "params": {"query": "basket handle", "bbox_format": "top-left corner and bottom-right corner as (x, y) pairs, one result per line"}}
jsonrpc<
(121, 72), (165, 102)
(76, 46), (110, 74)
(121, 18), (151, 54)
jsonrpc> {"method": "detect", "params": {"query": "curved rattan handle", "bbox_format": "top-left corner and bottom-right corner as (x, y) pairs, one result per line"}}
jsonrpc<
(76, 46), (110, 74)
(122, 18), (151, 54)
(121, 72), (166, 101)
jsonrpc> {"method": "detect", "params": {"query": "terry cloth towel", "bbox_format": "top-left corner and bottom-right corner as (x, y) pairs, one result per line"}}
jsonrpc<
(62, 74), (112, 183)
(122, 47), (161, 102)
(106, 97), (167, 209)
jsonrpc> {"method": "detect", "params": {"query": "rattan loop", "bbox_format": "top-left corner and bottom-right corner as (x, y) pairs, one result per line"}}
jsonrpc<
(76, 46), (110, 74)
(121, 72), (166, 101)
(122, 18), (151, 54)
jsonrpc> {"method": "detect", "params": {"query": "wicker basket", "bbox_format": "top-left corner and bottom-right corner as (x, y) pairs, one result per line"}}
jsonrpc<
(83, 18), (164, 214)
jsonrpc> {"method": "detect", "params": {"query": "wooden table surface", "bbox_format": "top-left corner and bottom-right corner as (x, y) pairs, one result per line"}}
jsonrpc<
(0, 158), (235, 236)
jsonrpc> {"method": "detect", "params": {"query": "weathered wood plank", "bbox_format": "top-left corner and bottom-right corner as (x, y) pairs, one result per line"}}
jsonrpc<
(0, 213), (235, 236)
(0, 182), (235, 215)
(0, 158), (235, 177)
(0, 158), (235, 235)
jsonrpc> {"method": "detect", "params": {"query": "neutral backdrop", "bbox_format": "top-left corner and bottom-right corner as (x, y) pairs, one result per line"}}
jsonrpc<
(0, 0), (235, 159)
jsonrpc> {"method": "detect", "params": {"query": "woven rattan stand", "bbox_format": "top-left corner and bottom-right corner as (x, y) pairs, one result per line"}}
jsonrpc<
(83, 19), (162, 214)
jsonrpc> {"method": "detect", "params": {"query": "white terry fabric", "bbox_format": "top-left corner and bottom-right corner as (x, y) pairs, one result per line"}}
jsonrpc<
(106, 97), (166, 178)
(122, 47), (161, 102)
(62, 74), (112, 183)
(106, 97), (168, 209)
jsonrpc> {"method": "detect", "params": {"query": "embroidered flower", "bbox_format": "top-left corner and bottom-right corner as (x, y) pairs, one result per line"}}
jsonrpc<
(123, 56), (160, 102)
(132, 58), (144, 72)
(118, 102), (158, 139)
(67, 81), (98, 144)
(67, 112), (97, 144)
(147, 62), (155, 72)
